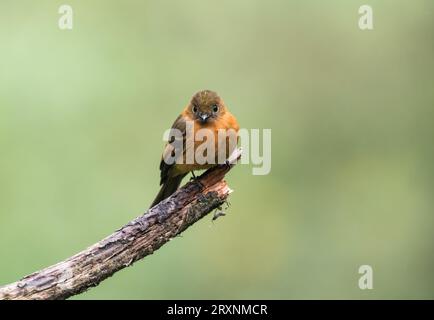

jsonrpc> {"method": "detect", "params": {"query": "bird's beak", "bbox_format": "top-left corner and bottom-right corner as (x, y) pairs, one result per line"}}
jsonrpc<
(200, 114), (209, 123)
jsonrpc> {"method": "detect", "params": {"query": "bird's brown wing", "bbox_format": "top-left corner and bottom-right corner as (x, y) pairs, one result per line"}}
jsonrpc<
(159, 114), (187, 185)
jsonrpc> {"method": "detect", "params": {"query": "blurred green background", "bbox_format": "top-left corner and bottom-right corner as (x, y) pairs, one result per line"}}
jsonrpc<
(0, 0), (433, 299)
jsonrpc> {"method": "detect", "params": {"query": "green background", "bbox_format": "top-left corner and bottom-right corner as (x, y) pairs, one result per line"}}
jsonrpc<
(0, 1), (433, 299)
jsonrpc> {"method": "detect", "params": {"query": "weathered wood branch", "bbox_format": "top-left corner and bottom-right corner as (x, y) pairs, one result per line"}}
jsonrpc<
(0, 149), (242, 300)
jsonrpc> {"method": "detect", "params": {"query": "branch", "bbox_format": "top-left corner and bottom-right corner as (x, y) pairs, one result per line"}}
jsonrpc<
(0, 148), (242, 300)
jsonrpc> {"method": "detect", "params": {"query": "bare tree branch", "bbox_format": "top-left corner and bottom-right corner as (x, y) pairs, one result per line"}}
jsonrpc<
(0, 149), (242, 300)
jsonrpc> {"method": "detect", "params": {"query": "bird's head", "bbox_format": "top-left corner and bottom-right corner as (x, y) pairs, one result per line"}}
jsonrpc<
(187, 90), (226, 124)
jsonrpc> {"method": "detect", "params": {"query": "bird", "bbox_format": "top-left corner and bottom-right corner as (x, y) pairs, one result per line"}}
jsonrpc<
(150, 90), (239, 208)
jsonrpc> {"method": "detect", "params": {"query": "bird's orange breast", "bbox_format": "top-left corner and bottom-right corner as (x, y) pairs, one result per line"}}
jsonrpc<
(172, 112), (239, 175)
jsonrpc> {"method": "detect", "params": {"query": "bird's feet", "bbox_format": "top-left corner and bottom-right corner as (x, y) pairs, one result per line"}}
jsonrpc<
(219, 159), (231, 169)
(190, 171), (204, 189)
(189, 171), (197, 181)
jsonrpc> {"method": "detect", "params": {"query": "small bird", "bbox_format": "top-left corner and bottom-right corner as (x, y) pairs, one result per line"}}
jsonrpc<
(150, 90), (239, 208)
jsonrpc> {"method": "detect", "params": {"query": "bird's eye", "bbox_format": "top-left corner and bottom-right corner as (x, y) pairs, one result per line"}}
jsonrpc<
(212, 105), (219, 113)
(192, 106), (198, 113)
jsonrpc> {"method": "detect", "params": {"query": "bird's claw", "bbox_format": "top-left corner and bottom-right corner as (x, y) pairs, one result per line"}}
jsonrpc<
(222, 159), (231, 169)
(194, 179), (205, 189)
(189, 171), (197, 181)
(189, 172), (204, 189)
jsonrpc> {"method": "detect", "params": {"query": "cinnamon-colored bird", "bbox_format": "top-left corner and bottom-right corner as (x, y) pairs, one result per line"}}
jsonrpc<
(150, 90), (239, 208)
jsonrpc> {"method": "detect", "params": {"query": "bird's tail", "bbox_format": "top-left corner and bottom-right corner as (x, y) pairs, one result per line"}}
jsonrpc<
(150, 174), (186, 208)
